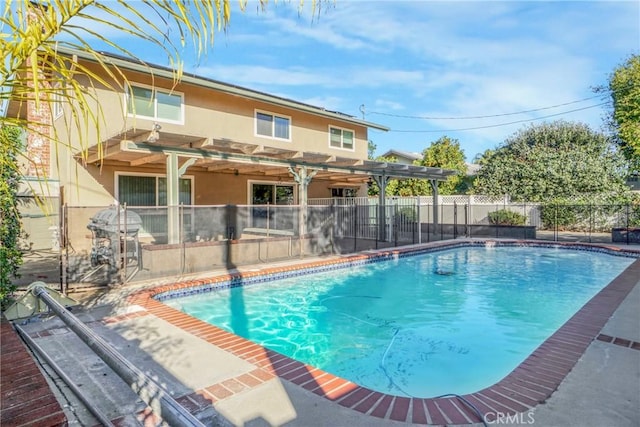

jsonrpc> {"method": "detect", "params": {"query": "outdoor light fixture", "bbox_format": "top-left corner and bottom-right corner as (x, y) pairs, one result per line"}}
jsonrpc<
(147, 122), (161, 143)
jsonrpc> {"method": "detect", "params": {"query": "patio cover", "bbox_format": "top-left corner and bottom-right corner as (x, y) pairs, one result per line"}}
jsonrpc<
(80, 128), (457, 242)
(83, 128), (455, 181)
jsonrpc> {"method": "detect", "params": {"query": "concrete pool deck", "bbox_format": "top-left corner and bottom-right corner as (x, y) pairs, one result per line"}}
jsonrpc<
(2, 239), (640, 426)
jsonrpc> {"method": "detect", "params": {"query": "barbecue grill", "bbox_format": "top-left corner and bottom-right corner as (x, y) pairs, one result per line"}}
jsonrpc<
(87, 207), (143, 268)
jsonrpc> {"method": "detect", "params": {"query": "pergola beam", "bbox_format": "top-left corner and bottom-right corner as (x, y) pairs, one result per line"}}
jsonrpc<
(83, 143), (121, 164)
(263, 168), (291, 176)
(205, 162), (235, 171)
(129, 153), (166, 166)
(271, 151), (303, 159)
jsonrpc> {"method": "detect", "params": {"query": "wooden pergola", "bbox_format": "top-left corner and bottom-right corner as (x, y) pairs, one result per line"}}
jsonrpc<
(81, 128), (457, 243)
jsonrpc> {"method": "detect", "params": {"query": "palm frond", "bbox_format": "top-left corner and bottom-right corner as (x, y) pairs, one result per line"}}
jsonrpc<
(1, 0), (323, 169)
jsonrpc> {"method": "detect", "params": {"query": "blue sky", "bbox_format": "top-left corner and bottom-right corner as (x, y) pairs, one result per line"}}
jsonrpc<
(72, 1), (639, 161)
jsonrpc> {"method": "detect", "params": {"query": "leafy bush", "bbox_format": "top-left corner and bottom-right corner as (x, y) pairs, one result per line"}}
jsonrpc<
(629, 203), (640, 227)
(540, 204), (579, 230)
(488, 209), (527, 226)
(0, 126), (24, 305)
(472, 121), (630, 202)
(540, 194), (640, 231)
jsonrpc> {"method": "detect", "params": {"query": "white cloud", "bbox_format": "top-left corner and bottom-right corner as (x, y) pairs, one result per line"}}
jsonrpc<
(194, 63), (425, 90)
(195, 64), (323, 86)
(374, 99), (405, 111)
(218, 1), (636, 159)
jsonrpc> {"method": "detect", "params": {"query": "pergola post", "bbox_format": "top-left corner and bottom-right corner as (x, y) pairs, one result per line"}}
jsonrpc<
(166, 154), (196, 244)
(166, 153), (179, 244)
(373, 173), (390, 241)
(288, 165), (317, 240)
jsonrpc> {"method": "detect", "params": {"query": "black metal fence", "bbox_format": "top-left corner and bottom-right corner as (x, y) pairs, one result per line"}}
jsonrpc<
(15, 200), (640, 291)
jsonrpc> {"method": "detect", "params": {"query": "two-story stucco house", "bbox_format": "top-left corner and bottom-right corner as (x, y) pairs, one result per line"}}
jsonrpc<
(16, 48), (388, 207)
(9, 47), (455, 282)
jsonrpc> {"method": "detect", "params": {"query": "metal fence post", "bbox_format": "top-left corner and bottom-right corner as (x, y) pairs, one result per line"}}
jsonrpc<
(412, 199), (416, 244)
(453, 202), (458, 239)
(427, 203), (431, 243)
(61, 203), (68, 294)
(375, 201), (379, 250)
(179, 203), (185, 275)
(434, 203), (444, 240)
(394, 203), (398, 247)
(330, 200), (336, 254)
(266, 203), (270, 236)
(225, 204), (232, 268)
(353, 203), (357, 253)
(116, 205), (122, 285)
(464, 203), (469, 238)
(626, 203), (630, 245)
(417, 199), (421, 244)
(123, 204), (128, 284)
(589, 202), (595, 243)
(554, 203), (558, 242)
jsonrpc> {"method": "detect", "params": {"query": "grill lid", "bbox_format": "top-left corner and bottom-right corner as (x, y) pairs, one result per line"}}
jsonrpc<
(87, 207), (143, 233)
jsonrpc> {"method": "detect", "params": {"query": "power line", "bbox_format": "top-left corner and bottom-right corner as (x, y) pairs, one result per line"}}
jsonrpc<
(363, 82), (638, 133)
(368, 95), (607, 120)
(386, 102), (609, 133)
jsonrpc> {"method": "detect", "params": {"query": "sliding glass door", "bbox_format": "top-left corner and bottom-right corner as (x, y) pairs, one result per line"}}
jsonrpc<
(250, 182), (295, 230)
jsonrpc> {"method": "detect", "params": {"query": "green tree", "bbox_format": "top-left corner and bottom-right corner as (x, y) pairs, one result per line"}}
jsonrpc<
(417, 136), (468, 195)
(602, 54), (640, 172)
(0, 126), (24, 303)
(473, 149), (495, 166)
(369, 137), (468, 196)
(392, 178), (431, 196)
(367, 140), (377, 160)
(472, 120), (629, 202)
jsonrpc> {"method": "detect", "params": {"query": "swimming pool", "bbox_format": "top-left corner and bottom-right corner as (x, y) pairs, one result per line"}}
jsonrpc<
(163, 244), (636, 398)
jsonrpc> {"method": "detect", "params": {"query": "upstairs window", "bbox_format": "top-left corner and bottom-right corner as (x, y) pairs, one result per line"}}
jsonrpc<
(126, 84), (183, 123)
(329, 126), (354, 150)
(255, 111), (290, 140)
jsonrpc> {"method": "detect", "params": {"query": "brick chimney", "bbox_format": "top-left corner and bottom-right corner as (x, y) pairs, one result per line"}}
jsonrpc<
(25, 1), (51, 178)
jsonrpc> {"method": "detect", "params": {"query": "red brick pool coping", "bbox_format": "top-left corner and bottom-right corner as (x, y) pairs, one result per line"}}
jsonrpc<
(125, 240), (640, 425)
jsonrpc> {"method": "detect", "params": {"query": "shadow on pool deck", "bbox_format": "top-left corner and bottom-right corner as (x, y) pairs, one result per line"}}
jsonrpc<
(3, 239), (640, 426)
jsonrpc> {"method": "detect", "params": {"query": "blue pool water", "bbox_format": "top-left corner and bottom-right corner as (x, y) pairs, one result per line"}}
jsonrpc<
(165, 246), (635, 397)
